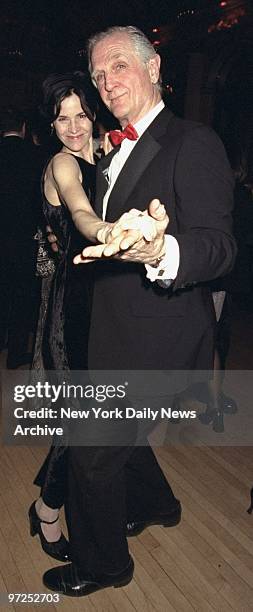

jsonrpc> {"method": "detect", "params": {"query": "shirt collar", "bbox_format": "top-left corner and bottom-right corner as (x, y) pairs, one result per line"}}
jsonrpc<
(133, 100), (165, 139)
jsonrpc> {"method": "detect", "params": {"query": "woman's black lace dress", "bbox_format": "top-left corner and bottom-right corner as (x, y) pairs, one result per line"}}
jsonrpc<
(33, 155), (96, 507)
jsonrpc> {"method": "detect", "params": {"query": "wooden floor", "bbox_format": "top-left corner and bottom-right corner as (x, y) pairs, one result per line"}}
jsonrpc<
(0, 444), (252, 612)
(0, 303), (253, 611)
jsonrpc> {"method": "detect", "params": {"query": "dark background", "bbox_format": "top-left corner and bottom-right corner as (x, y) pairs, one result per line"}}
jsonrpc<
(0, 0), (252, 158)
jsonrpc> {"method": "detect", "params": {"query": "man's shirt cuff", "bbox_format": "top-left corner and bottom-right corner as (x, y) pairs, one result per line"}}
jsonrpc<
(145, 235), (180, 283)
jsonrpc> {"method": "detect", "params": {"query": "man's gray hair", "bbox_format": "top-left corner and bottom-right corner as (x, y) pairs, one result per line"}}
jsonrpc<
(87, 25), (162, 90)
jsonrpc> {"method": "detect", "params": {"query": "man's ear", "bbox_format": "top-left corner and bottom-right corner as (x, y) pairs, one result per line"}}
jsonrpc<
(147, 54), (161, 84)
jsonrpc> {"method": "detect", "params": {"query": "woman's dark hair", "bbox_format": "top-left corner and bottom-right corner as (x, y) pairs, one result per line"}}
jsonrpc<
(40, 71), (98, 123)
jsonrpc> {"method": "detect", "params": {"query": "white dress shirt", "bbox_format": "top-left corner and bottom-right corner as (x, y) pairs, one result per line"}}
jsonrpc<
(103, 100), (179, 283)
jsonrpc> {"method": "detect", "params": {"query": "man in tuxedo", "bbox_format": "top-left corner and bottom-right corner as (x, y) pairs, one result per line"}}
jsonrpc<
(43, 26), (236, 596)
(0, 108), (40, 367)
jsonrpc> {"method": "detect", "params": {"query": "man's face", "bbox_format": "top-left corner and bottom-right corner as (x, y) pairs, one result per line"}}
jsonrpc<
(91, 32), (161, 127)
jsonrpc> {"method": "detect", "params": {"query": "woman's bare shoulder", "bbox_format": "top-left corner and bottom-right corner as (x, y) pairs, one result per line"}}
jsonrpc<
(51, 152), (80, 181)
(52, 151), (78, 167)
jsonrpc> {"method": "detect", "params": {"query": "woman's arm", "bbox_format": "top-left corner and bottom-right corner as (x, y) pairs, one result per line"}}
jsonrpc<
(51, 153), (110, 243)
(50, 153), (159, 259)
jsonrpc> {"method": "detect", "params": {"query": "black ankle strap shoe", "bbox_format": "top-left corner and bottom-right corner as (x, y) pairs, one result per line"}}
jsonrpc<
(29, 501), (69, 562)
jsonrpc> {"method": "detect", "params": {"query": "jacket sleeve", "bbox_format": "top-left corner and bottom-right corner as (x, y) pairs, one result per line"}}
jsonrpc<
(171, 125), (237, 291)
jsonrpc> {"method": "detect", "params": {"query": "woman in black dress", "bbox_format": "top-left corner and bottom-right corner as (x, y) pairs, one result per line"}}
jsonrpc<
(29, 72), (117, 562)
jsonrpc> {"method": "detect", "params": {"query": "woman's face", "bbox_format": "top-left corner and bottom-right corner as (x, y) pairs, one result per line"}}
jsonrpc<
(53, 92), (93, 153)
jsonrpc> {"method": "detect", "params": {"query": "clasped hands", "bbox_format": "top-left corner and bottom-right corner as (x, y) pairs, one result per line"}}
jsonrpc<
(74, 199), (169, 266)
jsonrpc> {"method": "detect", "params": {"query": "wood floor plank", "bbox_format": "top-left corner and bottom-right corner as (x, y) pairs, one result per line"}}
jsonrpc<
(89, 587), (119, 611)
(200, 447), (253, 488)
(105, 584), (137, 612)
(168, 446), (253, 540)
(174, 481), (253, 572)
(130, 538), (195, 611)
(149, 526), (234, 611)
(1, 436), (252, 610)
(124, 577), (156, 611)
(213, 447), (253, 482)
(151, 546), (216, 612)
(157, 447), (253, 554)
(132, 557), (176, 611)
(170, 519), (253, 607)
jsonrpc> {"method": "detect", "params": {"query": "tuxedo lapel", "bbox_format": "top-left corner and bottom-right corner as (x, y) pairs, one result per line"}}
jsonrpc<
(94, 108), (174, 220)
(105, 108), (174, 221)
(94, 146), (120, 217)
(105, 132), (160, 220)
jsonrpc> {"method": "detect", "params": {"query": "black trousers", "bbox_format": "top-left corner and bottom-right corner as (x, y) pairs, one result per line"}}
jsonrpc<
(64, 262), (93, 370)
(65, 443), (176, 574)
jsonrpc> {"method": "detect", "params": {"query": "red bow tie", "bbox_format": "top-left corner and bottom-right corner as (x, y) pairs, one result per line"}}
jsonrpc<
(109, 124), (138, 146)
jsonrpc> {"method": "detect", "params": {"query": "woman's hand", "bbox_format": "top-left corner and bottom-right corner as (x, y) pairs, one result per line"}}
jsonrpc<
(46, 225), (59, 253)
(73, 199), (169, 264)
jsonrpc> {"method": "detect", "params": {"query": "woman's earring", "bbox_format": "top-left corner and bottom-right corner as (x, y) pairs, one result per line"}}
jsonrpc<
(50, 124), (54, 136)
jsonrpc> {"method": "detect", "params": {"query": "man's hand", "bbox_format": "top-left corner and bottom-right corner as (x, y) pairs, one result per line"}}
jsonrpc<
(73, 199), (169, 265)
(100, 132), (114, 156)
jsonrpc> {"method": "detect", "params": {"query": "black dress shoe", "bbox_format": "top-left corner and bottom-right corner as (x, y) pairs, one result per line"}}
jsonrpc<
(43, 557), (134, 597)
(220, 393), (237, 414)
(29, 501), (69, 562)
(126, 500), (181, 537)
(212, 411), (224, 433)
(198, 407), (215, 424)
(199, 394), (237, 425)
(198, 407), (225, 432)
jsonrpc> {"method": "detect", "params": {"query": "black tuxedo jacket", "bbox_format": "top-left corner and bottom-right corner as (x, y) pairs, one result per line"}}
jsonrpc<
(89, 107), (236, 370)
